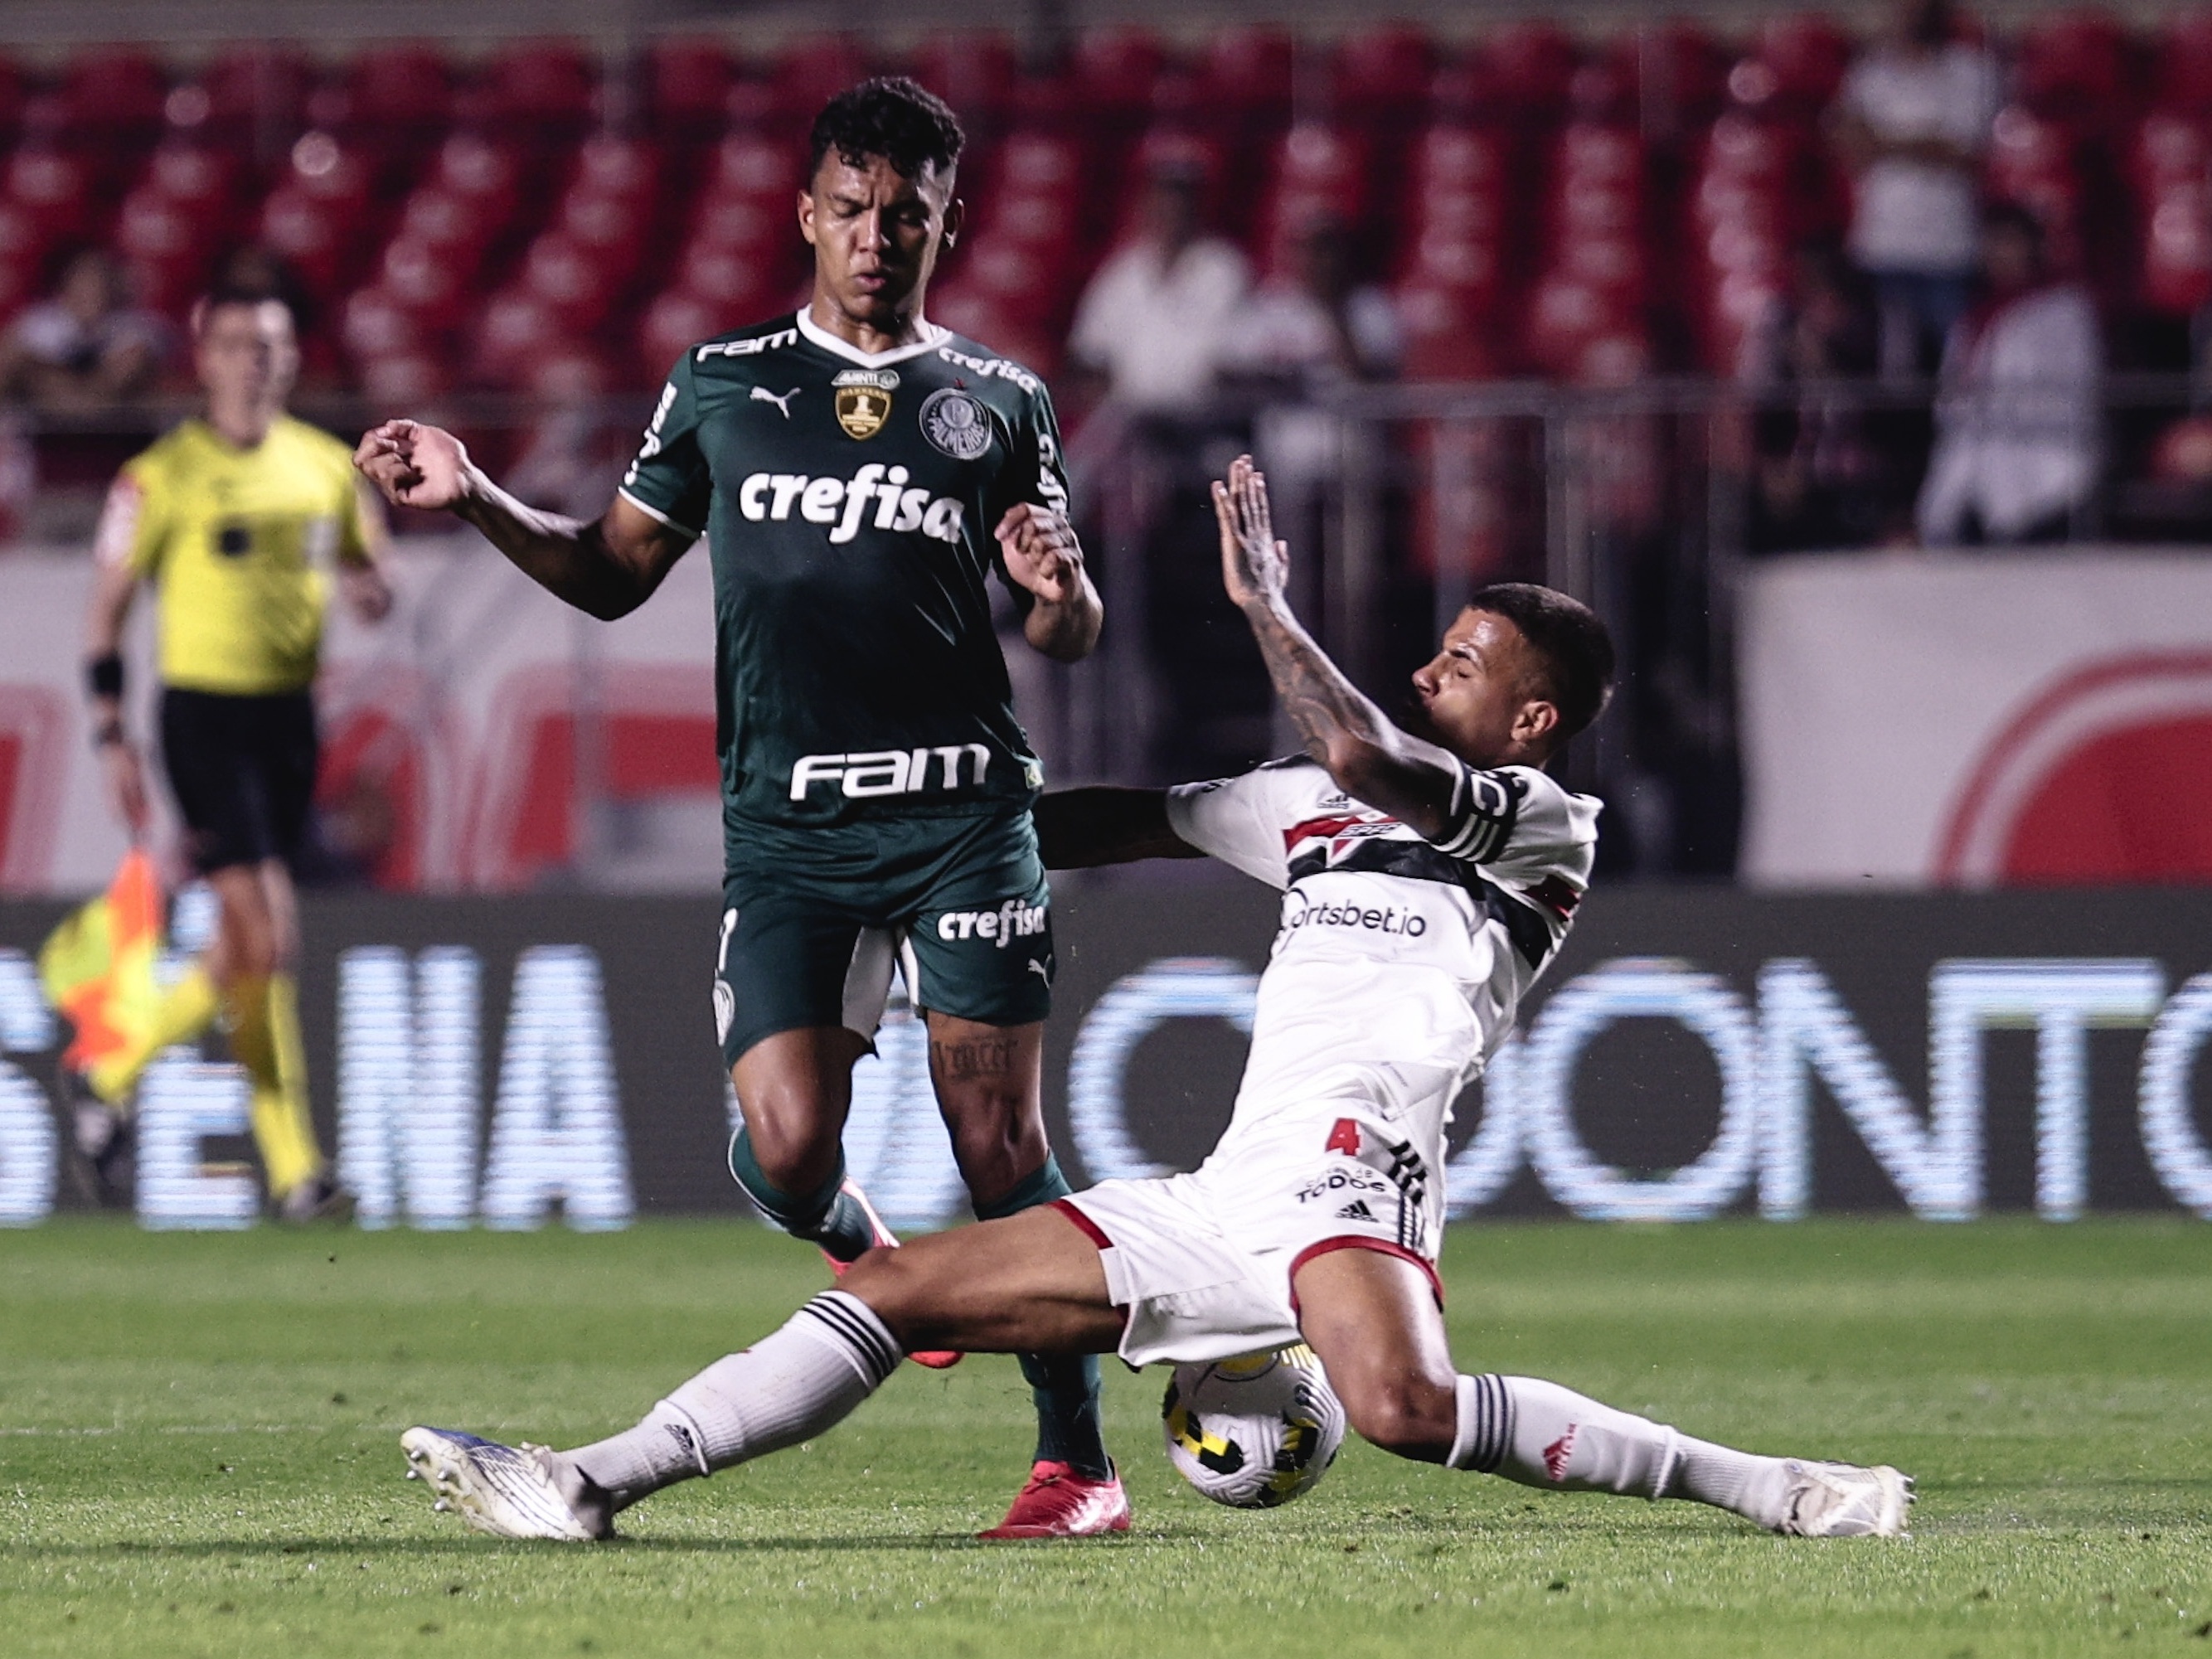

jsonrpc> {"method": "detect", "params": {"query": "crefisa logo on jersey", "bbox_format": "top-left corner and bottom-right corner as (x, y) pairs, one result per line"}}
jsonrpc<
(833, 369), (896, 439)
(920, 388), (993, 461)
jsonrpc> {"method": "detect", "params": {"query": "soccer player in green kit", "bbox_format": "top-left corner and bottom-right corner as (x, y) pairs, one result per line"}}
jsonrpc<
(354, 79), (1118, 1537)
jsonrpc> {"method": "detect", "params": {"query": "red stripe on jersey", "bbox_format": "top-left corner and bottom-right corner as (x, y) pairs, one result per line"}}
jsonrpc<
(1282, 812), (1390, 852)
(1050, 1197), (1114, 1250)
(1287, 1237), (1445, 1312)
(1526, 874), (1584, 919)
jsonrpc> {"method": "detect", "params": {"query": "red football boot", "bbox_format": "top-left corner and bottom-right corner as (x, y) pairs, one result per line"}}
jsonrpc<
(977, 1461), (1132, 1540)
(821, 1176), (962, 1370)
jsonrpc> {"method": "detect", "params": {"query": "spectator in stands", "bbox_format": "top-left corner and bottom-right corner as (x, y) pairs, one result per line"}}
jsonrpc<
(1739, 242), (1888, 551)
(1220, 214), (1400, 389)
(1917, 201), (2103, 546)
(1218, 214), (1399, 548)
(1067, 153), (1249, 415)
(0, 250), (170, 410)
(1830, 0), (1999, 381)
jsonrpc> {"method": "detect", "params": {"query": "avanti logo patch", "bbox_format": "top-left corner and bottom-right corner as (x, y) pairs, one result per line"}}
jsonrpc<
(832, 369), (896, 439)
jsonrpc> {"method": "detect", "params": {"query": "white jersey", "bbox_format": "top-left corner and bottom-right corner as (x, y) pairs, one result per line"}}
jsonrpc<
(1166, 755), (1598, 1159)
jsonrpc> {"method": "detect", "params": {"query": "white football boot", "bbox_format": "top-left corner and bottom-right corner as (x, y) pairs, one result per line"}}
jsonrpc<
(401, 1428), (607, 1541)
(1772, 1460), (1914, 1537)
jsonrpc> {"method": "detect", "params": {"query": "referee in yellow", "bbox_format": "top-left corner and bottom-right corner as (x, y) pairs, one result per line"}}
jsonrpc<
(77, 280), (391, 1220)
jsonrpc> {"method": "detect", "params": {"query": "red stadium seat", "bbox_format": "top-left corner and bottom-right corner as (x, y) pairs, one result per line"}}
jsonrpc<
(2133, 114), (2212, 313)
(346, 42), (452, 132)
(558, 190), (652, 284)
(4, 147), (92, 245)
(1526, 272), (1647, 381)
(1332, 27), (1433, 123)
(376, 235), (469, 331)
(649, 37), (736, 134)
(2016, 10), (2132, 129)
(1608, 21), (1729, 129)
(907, 34), (1020, 122)
(391, 185), (494, 274)
(340, 284), (422, 361)
(1987, 106), (2084, 262)
(994, 131), (1084, 197)
(1754, 14), (1851, 116)
(358, 347), (449, 409)
(515, 230), (617, 330)
(572, 134), (660, 202)
(690, 193), (783, 258)
(706, 130), (797, 204)
(773, 35), (868, 127)
(638, 287), (723, 381)
(1071, 28), (1166, 119)
(200, 45), (310, 141)
(113, 188), (212, 316)
(672, 240), (775, 310)
(143, 144), (235, 218)
(1392, 280), (1499, 381)
(472, 288), (567, 385)
(2156, 12), (2212, 113)
(425, 132), (520, 230)
(1197, 28), (1295, 119)
(61, 46), (167, 137)
(1485, 20), (1579, 119)
(282, 131), (376, 211)
(483, 39), (597, 131)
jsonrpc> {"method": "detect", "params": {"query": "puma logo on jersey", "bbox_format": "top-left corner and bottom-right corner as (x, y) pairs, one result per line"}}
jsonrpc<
(736, 463), (967, 546)
(749, 386), (800, 418)
(790, 744), (990, 800)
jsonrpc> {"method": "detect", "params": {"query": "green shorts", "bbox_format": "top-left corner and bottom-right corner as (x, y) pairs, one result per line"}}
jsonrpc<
(713, 808), (1055, 1068)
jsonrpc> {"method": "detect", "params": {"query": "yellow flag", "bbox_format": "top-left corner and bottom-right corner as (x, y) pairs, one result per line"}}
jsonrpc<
(36, 848), (164, 1074)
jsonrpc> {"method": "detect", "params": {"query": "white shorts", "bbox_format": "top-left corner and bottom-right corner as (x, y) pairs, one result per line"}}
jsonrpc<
(1056, 1106), (1444, 1370)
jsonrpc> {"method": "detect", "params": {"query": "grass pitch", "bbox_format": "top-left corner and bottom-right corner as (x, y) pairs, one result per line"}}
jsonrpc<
(2, 1218), (2208, 1658)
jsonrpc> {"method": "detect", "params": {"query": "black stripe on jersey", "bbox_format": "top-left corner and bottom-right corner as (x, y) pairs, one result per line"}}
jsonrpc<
(1286, 840), (1560, 972)
(1433, 766), (1526, 863)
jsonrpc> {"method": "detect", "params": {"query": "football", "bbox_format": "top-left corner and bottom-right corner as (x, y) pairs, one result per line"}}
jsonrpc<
(1160, 1343), (1347, 1509)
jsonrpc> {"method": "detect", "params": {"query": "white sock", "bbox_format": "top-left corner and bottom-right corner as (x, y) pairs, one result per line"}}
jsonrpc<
(1450, 1374), (1793, 1526)
(562, 1291), (901, 1509)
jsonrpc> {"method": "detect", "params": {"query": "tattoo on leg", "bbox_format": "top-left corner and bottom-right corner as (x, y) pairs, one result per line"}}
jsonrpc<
(931, 1035), (1018, 1082)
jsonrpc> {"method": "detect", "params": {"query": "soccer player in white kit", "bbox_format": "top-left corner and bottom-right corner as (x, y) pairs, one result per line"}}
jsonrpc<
(399, 458), (1910, 1542)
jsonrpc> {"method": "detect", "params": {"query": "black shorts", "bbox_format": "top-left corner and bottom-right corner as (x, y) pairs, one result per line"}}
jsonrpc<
(158, 687), (318, 876)
(715, 807), (1055, 1068)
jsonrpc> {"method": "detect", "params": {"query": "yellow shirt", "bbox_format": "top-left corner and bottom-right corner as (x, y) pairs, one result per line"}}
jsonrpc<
(94, 415), (370, 696)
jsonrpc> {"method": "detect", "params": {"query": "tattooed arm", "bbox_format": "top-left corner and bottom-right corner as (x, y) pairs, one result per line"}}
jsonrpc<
(1212, 455), (1463, 840)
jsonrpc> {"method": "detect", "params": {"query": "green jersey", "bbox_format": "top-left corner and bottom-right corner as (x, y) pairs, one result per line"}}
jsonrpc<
(618, 310), (1070, 853)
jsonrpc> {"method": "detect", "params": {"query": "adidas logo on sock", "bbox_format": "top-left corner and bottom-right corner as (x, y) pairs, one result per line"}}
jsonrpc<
(1335, 1199), (1375, 1221)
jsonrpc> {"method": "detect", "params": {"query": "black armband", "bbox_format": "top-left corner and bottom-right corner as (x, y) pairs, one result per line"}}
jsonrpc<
(85, 652), (124, 701)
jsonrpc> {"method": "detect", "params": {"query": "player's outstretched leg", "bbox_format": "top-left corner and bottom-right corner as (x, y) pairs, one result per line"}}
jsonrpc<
(1294, 1247), (1913, 1538)
(399, 1209), (1125, 1541)
(405, 1288), (902, 1540)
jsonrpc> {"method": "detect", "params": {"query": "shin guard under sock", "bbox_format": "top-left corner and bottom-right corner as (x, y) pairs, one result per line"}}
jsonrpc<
(1449, 1374), (1791, 1526)
(727, 1128), (878, 1262)
(564, 1290), (901, 1509)
(975, 1157), (1111, 1479)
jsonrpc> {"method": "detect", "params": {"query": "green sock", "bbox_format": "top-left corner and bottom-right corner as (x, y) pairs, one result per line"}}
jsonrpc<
(976, 1157), (1112, 1480)
(726, 1128), (878, 1262)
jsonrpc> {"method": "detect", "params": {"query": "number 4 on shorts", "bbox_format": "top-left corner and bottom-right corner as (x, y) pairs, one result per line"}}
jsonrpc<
(1323, 1118), (1361, 1156)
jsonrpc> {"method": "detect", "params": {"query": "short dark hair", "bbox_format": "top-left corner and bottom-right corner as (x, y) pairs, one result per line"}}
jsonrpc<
(1466, 583), (1616, 742)
(192, 282), (295, 338)
(808, 77), (963, 183)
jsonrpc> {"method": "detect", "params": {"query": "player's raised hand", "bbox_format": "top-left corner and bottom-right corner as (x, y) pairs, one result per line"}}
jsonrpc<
(1213, 454), (1289, 610)
(995, 503), (1086, 605)
(352, 420), (470, 513)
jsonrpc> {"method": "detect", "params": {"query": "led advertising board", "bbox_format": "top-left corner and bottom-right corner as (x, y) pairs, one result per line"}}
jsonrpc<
(1, 882), (2209, 1227)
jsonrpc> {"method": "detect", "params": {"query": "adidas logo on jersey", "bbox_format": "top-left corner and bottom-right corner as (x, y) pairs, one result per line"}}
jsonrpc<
(1335, 1199), (1377, 1222)
(735, 463), (966, 546)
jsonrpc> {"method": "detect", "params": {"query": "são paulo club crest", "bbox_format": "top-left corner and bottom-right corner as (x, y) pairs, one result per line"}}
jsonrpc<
(920, 387), (993, 461)
(832, 369), (896, 439)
